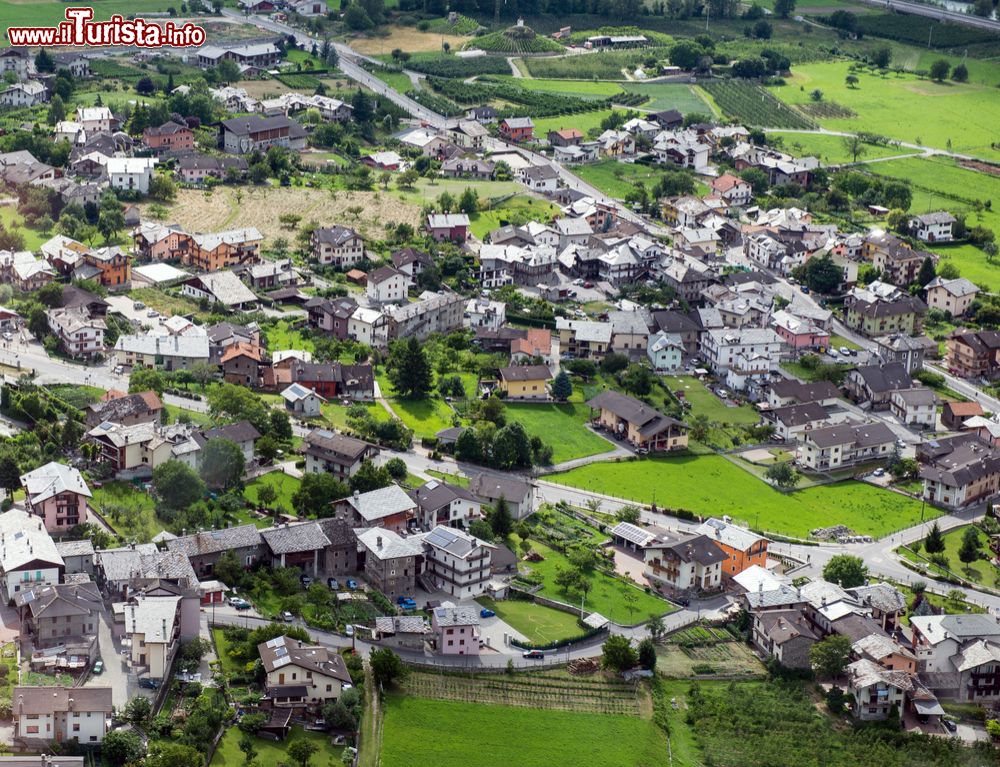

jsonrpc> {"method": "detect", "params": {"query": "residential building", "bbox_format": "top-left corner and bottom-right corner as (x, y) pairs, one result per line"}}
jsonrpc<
(366, 267), (408, 305)
(844, 363), (913, 410)
(311, 226), (364, 268)
(709, 173), (752, 206)
(386, 290), (465, 343)
(890, 388), (938, 429)
(338, 485), (418, 533)
(0, 81), (48, 107)
(852, 633), (917, 674)
(946, 330), (1000, 380)
(586, 390), (688, 452)
(843, 292), (926, 337)
(522, 165), (559, 193)
(874, 334), (926, 375)
(420, 526), (492, 600)
(651, 310), (700, 356)
(770, 310), (830, 350)
(280, 383), (324, 416)
(447, 120), (489, 150)
(441, 157), (495, 180)
(303, 429), (379, 480)
(767, 379), (842, 409)
(799, 421), (896, 471)
(86, 421), (172, 476)
(926, 277), (980, 318)
(174, 153), (247, 183)
(909, 212), (956, 243)
(468, 474), (535, 520)
(373, 615), (430, 651)
(355, 527), (423, 600)
(548, 128), (583, 147)
(695, 518), (768, 579)
(426, 213), (470, 243)
(84, 391), (162, 428)
(260, 521), (330, 576)
(19, 463), (91, 533)
(218, 115), (307, 154)
(918, 433), (1000, 509)
(845, 659), (910, 720)
(497, 364), (552, 400)
(123, 594), (181, 679)
(181, 227), (263, 272)
(15, 581), (100, 652)
(942, 401), (985, 430)
(642, 529), (725, 594)
(556, 318), (612, 360)
(305, 296), (357, 338)
(46, 308), (105, 359)
(0, 510), (63, 599)
(113, 334), (211, 371)
(766, 401), (829, 442)
(166, 525), (263, 578)
(411, 480), (482, 530)
(702, 328), (783, 375)
(181, 271), (259, 311)
(106, 157), (156, 195)
(647, 330), (683, 372)
(143, 120), (194, 153)
(194, 421), (260, 463)
(751, 610), (817, 669)
(258, 635), (352, 709)
(499, 117), (533, 142)
(432, 606), (480, 655)
(13, 687), (112, 746)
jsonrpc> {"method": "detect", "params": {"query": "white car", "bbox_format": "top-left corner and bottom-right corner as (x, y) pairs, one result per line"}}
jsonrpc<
(839, 346), (850, 356)
(826, 348), (839, 358)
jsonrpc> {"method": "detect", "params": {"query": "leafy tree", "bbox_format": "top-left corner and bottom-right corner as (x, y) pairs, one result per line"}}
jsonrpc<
(822, 554), (867, 588)
(292, 473), (349, 518)
(136, 76), (157, 95)
(929, 59), (950, 82)
(924, 521), (945, 554)
(669, 39), (705, 69)
(34, 48), (54, 73)
(489, 497), (513, 539)
(385, 457), (407, 480)
(47, 94), (66, 126)
(468, 519), (495, 542)
(952, 63), (969, 83)
(841, 134), (866, 163)
(322, 699), (358, 731)
(288, 738), (319, 767)
(239, 735), (258, 764)
(872, 45), (892, 69)
(149, 175), (177, 202)
(938, 262), (960, 280)
(0, 457), (20, 493)
(810, 634), (852, 678)
(124, 695), (152, 725)
(349, 458), (392, 493)
(647, 615), (666, 643)
(826, 685), (847, 714)
(637, 637), (657, 670)
(689, 413), (711, 443)
(214, 58), (240, 83)
(621, 363), (654, 396)
(198, 438), (245, 491)
(102, 729), (145, 766)
(386, 337), (433, 399)
(958, 526), (982, 567)
(213, 549), (244, 588)
(153, 460), (206, 510)
(765, 462), (799, 489)
(601, 635), (638, 672)
(370, 647), (406, 688)
(616, 505), (641, 524)
(917, 256), (936, 287)
(256, 483), (278, 509)
(845, 74), (859, 88)
(129, 368), (166, 396)
(145, 743), (202, 767)
(206, 383), (268, 432)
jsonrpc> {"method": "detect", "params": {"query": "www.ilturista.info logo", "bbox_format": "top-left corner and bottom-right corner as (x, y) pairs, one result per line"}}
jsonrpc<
(8, 7), (207, 48)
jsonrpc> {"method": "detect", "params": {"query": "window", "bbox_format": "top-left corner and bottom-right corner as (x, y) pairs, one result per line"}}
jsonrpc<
(73, 724), (80, 732)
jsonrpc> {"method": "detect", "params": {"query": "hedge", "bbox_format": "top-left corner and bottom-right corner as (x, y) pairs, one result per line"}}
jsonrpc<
(510, 624), (607, 651)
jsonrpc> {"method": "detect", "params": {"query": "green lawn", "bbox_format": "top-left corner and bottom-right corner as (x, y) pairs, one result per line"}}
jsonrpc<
(766, 130), (911, 165)
(524, 540), (671, 623)
(903, 525), (997, 588)
(403, 177), (522, 201)
(246, 472), (301, 514)
(91, 481), (165, 542)
(573, 159), (705, 202)
(210, 628), (242, 676)
(663, 375), (761, 425)
(263, 319), (314, 353)
(381, 695), (666, 767)
(321, 399), (382, 430)
(547, 455), (940, 539)
(506, 402), (614, 463)
(477, 597), (585, 644)
(129, 287), (204, 320)
(370, 68), (416, 93)
(499, 76), (625, 100)
(469, 195), (562, 239)
(621, 82), (713, 114)
(829, 334), (862, 351)
(771, 61), (1000, 160)
(532, 109), (621, 140)
(162, 403), (214, 427)
(0, 205), (51, 250)
(211, 725), (342, 767)
(426, 469), (470, 488)
(387, 396), (457, 439)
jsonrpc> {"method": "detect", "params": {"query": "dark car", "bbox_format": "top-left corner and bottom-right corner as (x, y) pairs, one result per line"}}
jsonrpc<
(943, 719), (958, 733)
(522, 650), (545, 659)
(138, 677), (161, 689)
(480, 608), (496, 618)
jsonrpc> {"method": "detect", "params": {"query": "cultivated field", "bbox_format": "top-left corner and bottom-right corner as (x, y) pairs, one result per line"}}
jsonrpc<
(622, 82), (714, 114)
(772, 61), (1000, 160)
(547, 455), (939, 538)
(505, 77), (625, 100)
(350, 25), (469, 54)
(572, 159), (708, 201)
(381, 693), (666, 767)
(142, 186), (420, 244)
(532, 109), (619, 138)
(658, 625), (765, 678)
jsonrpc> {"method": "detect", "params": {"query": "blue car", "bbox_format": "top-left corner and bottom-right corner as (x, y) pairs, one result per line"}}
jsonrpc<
(346, 579), (359, 590)
(397, 597), (417, 610)
(480, 608), (496, 618)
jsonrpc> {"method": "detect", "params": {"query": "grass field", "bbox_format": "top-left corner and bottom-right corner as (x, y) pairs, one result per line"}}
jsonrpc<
(263, 319), (314, 353)
(524, 540), (671, 623)
(622, 82), (713, 114)
(506, 402), (614, 463)
(0, 204), (51, 250)
(210, 628), (242, 676)
(381, 695), (666, 767)
(386, 396), (457, 438)
(901, 525), (997, 588)
(469, 195), (562, 239)
(369, 68), (414, 94)
(572, 159), (705, 201)
(547, 455), (939, 538)
(211, 725), (343, 767)
(246, 472), (301, 514)
(864, 155), (1000, 289)
(532, 109), (620, 139)
(767, 131), (912, 165)
(663, 375), (761, 424)
(129, 287), (204, 320)
(502, 77), (625, 100)
(772, 61), (1000, 160)
(477, 597), (584, 644)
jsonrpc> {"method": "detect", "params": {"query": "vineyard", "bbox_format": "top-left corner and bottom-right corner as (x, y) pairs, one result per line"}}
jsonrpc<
(852, 13), (999, 48)
(467, 28), (565, 54)
(701, 80), (815, 129)
(399, 670), (643, 715)
(427, 76), (646, 118)
(276, 73), (324, 90)
(799, 101), (856, 119)
(90, 59), (146, 79)
(656, 622), (764, 677)
(406, 88), (465, 117)
(401, 52), (512, 78)
(524, 46), (673, 80)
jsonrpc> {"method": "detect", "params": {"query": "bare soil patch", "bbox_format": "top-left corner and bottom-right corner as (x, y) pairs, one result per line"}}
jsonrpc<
(960, 160), (1000, 178)
(349, 26), (468, 55)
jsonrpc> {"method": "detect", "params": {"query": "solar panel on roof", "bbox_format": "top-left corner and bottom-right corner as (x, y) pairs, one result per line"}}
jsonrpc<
(265, 637), (284, 649)
(272, 655), (291, 668)
(274, 646), (288, 657)
(425, 480), (439, 490)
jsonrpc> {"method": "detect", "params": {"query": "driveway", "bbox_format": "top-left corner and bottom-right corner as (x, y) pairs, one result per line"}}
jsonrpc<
(85, 604), (151, 709)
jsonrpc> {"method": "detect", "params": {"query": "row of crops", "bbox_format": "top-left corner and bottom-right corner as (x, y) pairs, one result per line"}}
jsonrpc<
(465, 29), (565, 54)
(700, 80), (815, 129)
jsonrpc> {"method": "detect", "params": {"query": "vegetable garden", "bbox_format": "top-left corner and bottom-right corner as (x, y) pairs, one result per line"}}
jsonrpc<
(701, 80), (815, 129)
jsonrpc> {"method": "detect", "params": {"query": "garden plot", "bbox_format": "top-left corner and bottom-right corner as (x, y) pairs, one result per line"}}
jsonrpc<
(657, 625), (765, 678)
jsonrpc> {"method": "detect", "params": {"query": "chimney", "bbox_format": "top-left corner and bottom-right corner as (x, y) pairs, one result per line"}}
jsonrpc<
(67, 697), (74, 712)
(162, 618), (167, 638)
(377, 536), (383, 549)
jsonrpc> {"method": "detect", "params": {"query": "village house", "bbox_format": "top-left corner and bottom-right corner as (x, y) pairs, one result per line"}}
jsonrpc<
(19, 463), (92, 534)
(355, 527), (423, 600)
(556, 318), (613, 360)
(122, 593), (184, 679)
(766, 379), (842, 409)
(167, 525), (263, 577)
(925, 277), (980, 318)
(0, 510), (63, 600)
(709, 173), (752, 206)
(752, 610), (818, 669)
(909, 212), (956, 243)
(14, 581), (101, 654)
(889, 388), (938, 429)
(946, 330), (1000, 379)
(875, 333), (926, 374)
(181, 271), (259, 311)
(197, 42), (281, 69)
(910, 613), (1000, 702)
(647, 330), (684, 373)
(942, 401), (985, 431)
(303, 429), (379, 480)
(13, 687), (113, 746)
(143, 119), (194, 154)
(311, 226), (364, 268)
(843, 291), (926, 337)
(366, 266), (408, 305)
(468, 474), (535, 520)
(695, 517), (768, 579)
(113, 334), (211, 371)
(0, 81), (49, 108)
(421, 526), (493, 600)
(497, 364), (552, 400)
(260, 521), (330, 576)
(637, 526), (725, 594)
(46, 308), (105, 359)
(338, 485), (418, 533)
(499, 117), (534, 142)
(918, 433), (1000, 510)
(447, 120), (489, 150)
(844, 363), (913, 410)
(219, 115), (307, 154)
(799, 420), (896, 471)
(106, 157), (157, 195)
(258, 635), (353, 709)
(175, 153), (248, 183)
(305, 296), (357, 338)
(85, 421), (173, 477)
(426, 213), (470, 243)
(765, 401), (829, 442)
(411, 480), (482, 530)
(587, 390), (688, 452)
(432, 606), (481, 656)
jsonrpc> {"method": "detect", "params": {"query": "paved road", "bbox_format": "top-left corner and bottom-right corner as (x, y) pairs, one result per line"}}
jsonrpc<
(850, 0), (1000, 31)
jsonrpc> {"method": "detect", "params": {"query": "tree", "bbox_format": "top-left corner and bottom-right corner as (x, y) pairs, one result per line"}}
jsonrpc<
(773, 0), (795, 15)
(845, 74), (859, 88)
(952, 63), (969, 83)
(351, 88), (374, 124)
(489, 497), (513, 539)
(198, 438), (245, 491)
(804, 254), (843, 294)
(872, 45), (892, 70)
(647, 615), (666, 643)
(689, 414), (711, 443)
(124, 695), (152, 726)
(917, 256), (936, 287)
(810, 634), (852, 678)
(239, 735), (258, 764)
(958, 526), (982, 567)
(256, 483), (278, 509)
(385, 457), (407, 480)
(149, 175), (177, 202)
(822, 554), (868, 588)
(616, 505), (641, 524)
(206, 383), (268, 432)
(102, 729), (145, 766)
(136, 76), (157, 95)
(601, 635), (638, 672)
(153, 460), (206, 510)
(288, 738), (319, 767)
(621, 364), (654, 396)
(98, 206), (125, 243)
(938, 261), (960, 280)
(0, 457), (21, 494)
(293, 473), (349, 518)
(637, 637), (657, 670)
(924, 521), (945, 554)
(215, 58), (240, 83)
(145, 743), (203, 767)
(47, 94), (66, 126)
(370, 647), (406, 688)
(129, 367), (166, 396)
(669, 39), (705, 70)
(386, 337), (433, 399)
(765, 462), (799, 489)
(213, 549), (243, 588)
(34, 48), (54, 73)
(841, 134), (867, 163)
(349, 459), (392, 493)
(929, 59), (950, 82)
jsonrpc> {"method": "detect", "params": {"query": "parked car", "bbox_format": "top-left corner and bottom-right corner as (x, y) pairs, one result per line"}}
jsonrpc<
(583, 281), (594, 289)
(346, 579), (359, 590)
(800, 286), (810, 294)
(943, 719), (958, 733)
(300, 574), (312, 587)
(1, 332), (11, 341)
(397, 597), (417, 610)
(229, 597), (251, 610)
(522, 650), (545, 659)
(133, 301), (145, 310)
(146, 309), (159, 318)
(280, 611), (295, 622)
(826, 348), (839, 358)
(873, 468), (885, 477)
(327, 578), (340, 590)
(92, 660), (103, 675)
(113, 365), (124, 375)
(839, 346), (851, 356)
(138, 677), (161, 689)
(480, 608), (496, 618)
